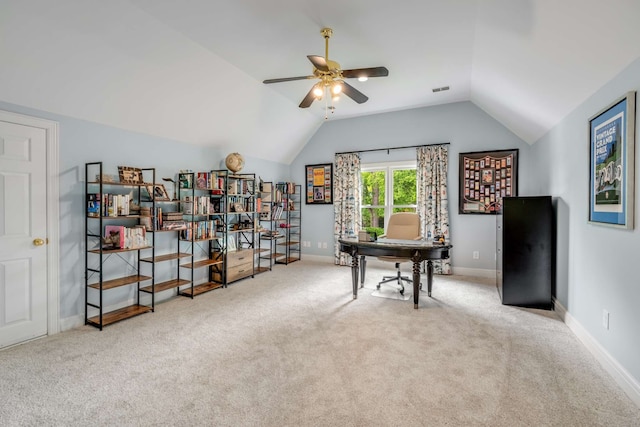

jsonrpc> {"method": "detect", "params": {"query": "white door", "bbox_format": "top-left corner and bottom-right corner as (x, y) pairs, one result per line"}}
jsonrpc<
(0, 120), (48, 348)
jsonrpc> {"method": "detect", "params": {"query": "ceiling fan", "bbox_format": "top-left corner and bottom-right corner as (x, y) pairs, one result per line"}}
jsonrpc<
(263, 28), (389, 109)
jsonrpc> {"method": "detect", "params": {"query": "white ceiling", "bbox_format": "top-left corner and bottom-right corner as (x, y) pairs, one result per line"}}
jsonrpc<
(1, 0), (639, 164)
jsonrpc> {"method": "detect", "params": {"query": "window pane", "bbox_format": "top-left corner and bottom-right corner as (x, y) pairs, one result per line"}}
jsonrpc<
(361, 207), (385, 236)
(393, 169), (416, 205)
(361, 170), (386, 206)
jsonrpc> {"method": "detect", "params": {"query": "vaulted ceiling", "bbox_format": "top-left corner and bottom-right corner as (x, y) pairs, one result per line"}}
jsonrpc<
(1, 0), (639, 164)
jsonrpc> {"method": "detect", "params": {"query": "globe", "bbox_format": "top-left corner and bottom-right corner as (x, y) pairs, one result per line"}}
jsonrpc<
(225, 152), (244, 173)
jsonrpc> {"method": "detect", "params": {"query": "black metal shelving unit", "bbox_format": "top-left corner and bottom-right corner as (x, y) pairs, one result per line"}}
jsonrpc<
(84, 162), (155, 330)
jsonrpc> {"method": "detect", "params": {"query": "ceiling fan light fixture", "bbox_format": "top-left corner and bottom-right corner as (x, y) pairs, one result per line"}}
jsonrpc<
(262, 27), (388, 113)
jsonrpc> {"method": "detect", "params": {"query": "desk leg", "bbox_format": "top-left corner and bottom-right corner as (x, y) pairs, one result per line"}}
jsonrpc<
(360, 255), (366, 287)
(351, 254), (359, 299)
(412, 257), (421, 309)
(426, 260), (433, 297)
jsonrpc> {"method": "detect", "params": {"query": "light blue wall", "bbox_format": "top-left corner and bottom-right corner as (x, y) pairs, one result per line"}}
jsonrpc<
(529, 57), (640, 384)
(0, 101), (290, 322)
(291, 101), (533, 273)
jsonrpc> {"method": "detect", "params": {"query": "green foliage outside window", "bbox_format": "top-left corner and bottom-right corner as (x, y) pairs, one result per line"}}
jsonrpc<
(361, 168), (416, 235)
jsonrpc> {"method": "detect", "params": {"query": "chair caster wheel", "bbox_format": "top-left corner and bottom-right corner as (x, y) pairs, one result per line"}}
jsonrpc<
(399, 290), (404, 296)
(376, 285), (381, 290)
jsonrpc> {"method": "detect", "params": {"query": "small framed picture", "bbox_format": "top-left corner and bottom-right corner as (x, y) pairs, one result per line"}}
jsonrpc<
(118, 166), (143, 184)
(145, 184), (170, 201)
(232, 202), (245, 212)
(459, 149), (518, 214)
(305, 163), (333, 204)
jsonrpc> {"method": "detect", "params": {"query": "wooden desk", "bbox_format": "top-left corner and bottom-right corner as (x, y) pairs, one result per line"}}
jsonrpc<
(338, 238), (452, 309)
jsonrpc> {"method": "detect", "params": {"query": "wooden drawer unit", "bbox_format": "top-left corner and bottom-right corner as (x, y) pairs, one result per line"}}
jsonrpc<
(227, 249), (253, 268)
(227, 263), (253, 282)
(227, 249), (253, 281)
(214, 249), (254, 283)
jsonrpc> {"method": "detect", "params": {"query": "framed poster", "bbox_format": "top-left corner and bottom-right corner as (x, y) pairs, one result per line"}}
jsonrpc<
(144, 184), (170, 201)
(305, 163), (333, 204)
(459, 149), (518, 214)
(588, 91), (636, 229)
(118, 166), (143, 184)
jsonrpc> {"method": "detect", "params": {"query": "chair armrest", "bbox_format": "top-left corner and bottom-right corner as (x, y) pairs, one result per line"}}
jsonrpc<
(378, 234), (386, 239)
(413, 236), (422, 241)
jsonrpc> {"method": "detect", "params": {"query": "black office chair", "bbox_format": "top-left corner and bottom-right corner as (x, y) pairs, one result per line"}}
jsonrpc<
(376, 212), (422, 295)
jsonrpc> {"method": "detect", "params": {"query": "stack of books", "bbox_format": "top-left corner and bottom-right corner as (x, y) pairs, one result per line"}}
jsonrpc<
(162, 212), (186, 231)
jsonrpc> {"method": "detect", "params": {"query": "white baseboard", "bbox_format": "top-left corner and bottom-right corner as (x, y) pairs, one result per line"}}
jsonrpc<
(451, 267), (496, 279)
(300, 254), (335, 263)
(60, 314), (84, 332)
(554, 298), (640, 407)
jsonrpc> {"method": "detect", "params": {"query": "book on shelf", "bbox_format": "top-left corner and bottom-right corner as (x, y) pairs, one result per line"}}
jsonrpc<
(272, 205), (284, 220)
(179, 170), (193, 189)
(162, 220), (187, 231)
(102, 225), (148, 249)
(276, 182), (296, 195)
(97, 193), (130, 217)
(180, 220), (215, 240)
(87, 194), (100, 217)
(162, 212), (183, 221)
(194, 172), (224, 190)
(104, 225), (125, 249)
(181, 196), (212, 215)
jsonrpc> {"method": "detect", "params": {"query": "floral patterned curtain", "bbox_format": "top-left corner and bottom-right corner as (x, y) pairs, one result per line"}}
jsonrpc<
(417, 145), (451, 274)
(333, 153), (361, 265)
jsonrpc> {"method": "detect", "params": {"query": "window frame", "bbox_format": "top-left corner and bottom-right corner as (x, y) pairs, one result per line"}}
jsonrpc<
(360, 160), (417, 231)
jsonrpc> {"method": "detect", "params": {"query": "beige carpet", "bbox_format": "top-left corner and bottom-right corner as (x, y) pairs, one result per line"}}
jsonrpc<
(1, 260), (639, 426)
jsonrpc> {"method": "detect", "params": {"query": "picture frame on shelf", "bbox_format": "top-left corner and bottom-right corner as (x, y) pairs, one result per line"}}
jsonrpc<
(145, 184), (171, 201)
(458, 149), (518, 214)
(231, 202), (245, 213)
(305, 163), (333, 204)
(588, 91), (636, 229)
(227, 236), (237, 252)
(118, 166), (143, 184)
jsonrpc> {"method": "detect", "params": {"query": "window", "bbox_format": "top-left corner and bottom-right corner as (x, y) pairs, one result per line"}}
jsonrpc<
(361, 161), (416, 236)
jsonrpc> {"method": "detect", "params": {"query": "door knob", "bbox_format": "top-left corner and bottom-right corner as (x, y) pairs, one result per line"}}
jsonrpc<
(33, 238), (45, 246)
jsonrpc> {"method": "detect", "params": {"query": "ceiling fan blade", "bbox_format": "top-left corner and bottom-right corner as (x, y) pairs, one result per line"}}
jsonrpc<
(299, 87), (316, 108)
(342, 66), (389, 79)
(263, 75), (315, 84)
(307, 55), (329, 72)
(341, 81), (369, 104)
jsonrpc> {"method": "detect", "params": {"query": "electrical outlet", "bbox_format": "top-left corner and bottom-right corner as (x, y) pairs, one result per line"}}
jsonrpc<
(473, 251), (479, 259)
(322, 242), (327, 248)
(602, 310), (610, 330)
(317, 242), (322, 248)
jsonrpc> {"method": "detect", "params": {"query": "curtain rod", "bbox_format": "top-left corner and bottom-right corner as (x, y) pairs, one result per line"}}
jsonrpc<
(335, 142), (450, 155)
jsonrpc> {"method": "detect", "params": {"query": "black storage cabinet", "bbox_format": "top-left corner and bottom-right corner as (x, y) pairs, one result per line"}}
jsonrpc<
(496, 196), (554, 309)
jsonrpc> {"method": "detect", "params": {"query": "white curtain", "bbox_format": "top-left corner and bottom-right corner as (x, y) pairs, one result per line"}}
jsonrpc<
(417, 145), (451, 274)
(333, 153), (361, 266)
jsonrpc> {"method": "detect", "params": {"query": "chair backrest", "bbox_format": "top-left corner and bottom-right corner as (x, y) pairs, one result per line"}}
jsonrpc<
(385, 212), (420, 240)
